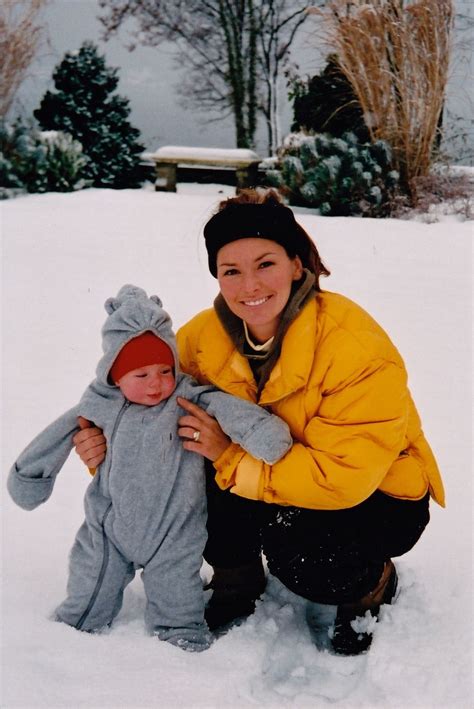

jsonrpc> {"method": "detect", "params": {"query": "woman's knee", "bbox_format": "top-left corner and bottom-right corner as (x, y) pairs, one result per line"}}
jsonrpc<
(260, 494), (430, 603)
(364, 491), (430, 558)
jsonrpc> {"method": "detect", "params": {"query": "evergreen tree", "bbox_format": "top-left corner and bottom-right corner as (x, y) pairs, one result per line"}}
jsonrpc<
(34, 42), (144, 188)
(291, 55), (369, 142)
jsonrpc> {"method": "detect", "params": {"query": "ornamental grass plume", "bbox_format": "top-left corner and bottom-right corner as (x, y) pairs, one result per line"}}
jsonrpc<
(0, 0), (48, 117)
(309, 0), (453, 194)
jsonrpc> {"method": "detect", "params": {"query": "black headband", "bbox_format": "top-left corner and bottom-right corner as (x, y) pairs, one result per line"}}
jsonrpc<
(203, 203), (308, 277)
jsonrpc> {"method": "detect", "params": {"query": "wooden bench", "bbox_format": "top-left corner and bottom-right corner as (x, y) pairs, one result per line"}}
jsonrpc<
(144, 146), (261, 193)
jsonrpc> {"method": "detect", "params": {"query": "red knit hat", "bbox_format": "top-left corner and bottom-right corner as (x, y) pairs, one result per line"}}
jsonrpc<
(110, 332), (174, 384)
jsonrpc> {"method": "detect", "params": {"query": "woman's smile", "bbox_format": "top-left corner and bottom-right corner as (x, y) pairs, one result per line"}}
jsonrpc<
(241, 295), (271, 307)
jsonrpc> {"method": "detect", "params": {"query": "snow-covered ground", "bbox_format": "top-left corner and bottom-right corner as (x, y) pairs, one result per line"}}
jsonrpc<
(2, 184), (473, 708)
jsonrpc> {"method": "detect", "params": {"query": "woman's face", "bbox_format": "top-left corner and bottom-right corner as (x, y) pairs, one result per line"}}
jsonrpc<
(216, 238), (303, 343)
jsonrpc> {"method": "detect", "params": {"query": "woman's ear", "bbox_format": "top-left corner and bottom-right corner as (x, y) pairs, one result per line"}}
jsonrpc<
(293, 255), (304, 280)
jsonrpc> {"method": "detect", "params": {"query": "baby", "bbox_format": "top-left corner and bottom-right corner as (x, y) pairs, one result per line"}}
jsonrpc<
(7, 285), (292, 652)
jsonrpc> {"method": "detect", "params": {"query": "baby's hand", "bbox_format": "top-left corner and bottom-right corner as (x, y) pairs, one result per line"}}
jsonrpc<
(73, 417), (106, 474)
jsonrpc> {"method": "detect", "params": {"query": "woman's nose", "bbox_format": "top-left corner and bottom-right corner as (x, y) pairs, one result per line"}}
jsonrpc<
(241, 272), (259, 293)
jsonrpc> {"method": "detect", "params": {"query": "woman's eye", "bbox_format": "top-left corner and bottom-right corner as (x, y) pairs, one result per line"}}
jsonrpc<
(135, 374), (147, 378)
(223, 268), (239, 276)
(258, 261), (274, 269)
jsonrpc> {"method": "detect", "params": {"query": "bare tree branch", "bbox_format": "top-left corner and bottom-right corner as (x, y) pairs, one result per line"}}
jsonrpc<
(98, 0), (308, 151)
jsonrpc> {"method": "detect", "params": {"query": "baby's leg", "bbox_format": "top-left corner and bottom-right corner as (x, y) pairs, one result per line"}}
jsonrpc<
(55, 519), (135, 632)
(142, 536), (211, 652)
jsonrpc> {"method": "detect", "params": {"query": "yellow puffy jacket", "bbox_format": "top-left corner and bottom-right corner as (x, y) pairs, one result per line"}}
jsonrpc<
(177, 291), (445, 510)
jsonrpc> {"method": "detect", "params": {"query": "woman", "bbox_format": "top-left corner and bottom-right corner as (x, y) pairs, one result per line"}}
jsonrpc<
(74, 189), (444, 655)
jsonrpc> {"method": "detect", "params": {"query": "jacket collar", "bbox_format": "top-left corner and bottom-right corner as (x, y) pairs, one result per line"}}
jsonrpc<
(259, 296), (317, 405)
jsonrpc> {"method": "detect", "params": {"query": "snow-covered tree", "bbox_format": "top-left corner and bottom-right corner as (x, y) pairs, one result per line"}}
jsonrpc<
(34, 42), (144, 188)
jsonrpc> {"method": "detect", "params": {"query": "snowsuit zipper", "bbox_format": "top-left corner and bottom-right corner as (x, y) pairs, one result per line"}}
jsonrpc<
(75, 400), (130, 630)
(105, 400), (131, 479)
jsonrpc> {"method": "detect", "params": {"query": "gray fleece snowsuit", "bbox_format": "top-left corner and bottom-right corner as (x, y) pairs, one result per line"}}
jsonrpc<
(7, 285), (292, 651)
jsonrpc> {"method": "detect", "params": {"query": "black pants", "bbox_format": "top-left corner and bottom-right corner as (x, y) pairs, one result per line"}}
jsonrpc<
(204, 463), (430, 604)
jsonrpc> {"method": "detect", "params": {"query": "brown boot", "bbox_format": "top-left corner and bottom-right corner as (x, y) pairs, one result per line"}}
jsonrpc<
(204, 559), (266, 632)
(331, 560), (398, 655)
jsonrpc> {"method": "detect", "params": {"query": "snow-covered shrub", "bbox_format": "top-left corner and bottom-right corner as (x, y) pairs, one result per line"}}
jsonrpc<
(0, 119), (32, 198)
(0, 119), (89, 198)
(33, 130), (89, 192)
(266, 132), (399, 216)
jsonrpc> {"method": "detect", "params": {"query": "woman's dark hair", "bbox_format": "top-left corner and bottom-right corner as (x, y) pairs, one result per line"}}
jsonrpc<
(206, 188), (330, 290)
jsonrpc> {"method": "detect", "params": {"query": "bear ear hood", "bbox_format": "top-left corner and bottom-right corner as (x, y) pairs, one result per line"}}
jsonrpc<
(105, 285), (163, 315)
(96, 284), (179, 386)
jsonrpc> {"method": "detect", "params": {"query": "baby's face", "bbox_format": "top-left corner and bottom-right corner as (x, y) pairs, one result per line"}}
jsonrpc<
(117, 363), (175, 405)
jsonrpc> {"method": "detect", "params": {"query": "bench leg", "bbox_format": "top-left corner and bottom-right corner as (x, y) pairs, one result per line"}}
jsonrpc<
(235, 164), (258, 192)
(154, 163), (177, 192)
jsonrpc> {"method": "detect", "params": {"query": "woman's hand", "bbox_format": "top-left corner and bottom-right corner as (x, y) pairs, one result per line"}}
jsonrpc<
(73, 417), (107, 471)
(177, 397), (231, 462)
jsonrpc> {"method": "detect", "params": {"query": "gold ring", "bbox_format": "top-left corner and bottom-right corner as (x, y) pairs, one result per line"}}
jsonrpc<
(193, 430), (201, 442)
